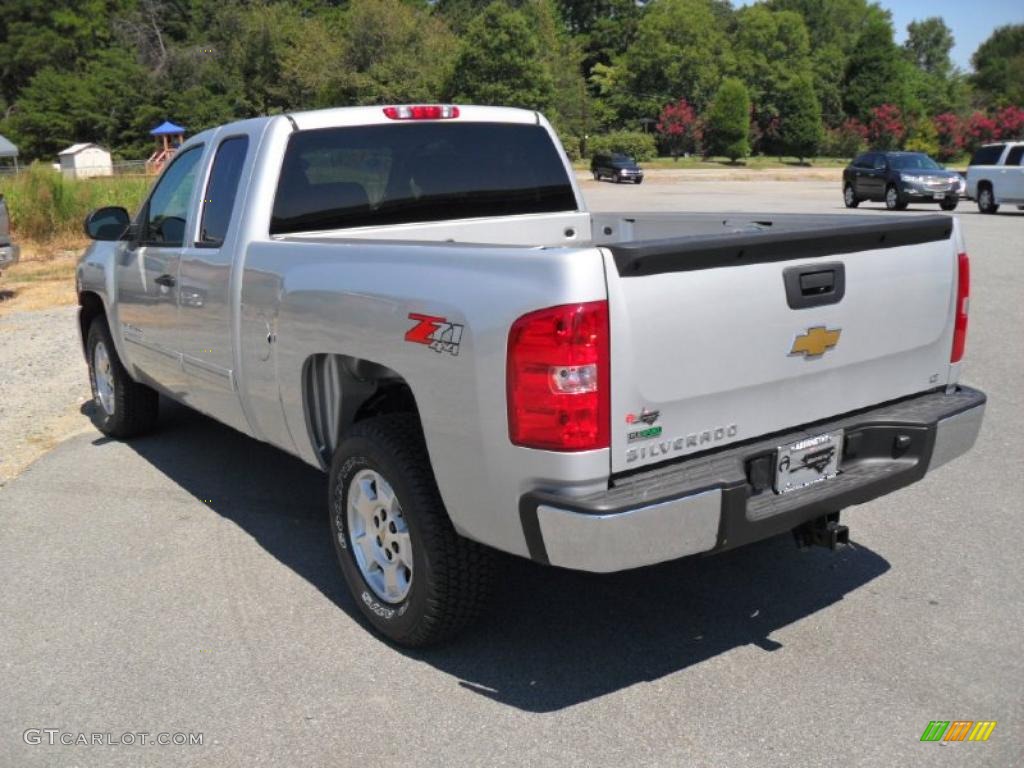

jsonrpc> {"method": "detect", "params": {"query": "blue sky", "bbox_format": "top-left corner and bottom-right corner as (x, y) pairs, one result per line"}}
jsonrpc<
(733, 1), (1024, 70)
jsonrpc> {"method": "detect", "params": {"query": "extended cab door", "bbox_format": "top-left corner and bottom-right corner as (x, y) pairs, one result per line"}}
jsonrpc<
(117, 145), (204, 392)
(176, 133), (252, 433)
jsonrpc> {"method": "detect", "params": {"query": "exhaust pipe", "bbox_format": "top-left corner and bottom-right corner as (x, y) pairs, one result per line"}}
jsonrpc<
(794, 512), (849, 551)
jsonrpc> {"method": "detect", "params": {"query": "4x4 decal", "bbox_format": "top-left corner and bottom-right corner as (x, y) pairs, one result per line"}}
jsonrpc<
(405, 313), (464, 356)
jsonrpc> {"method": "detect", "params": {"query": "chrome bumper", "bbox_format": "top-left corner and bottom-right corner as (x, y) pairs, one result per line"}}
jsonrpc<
(522, 387), (986, 573)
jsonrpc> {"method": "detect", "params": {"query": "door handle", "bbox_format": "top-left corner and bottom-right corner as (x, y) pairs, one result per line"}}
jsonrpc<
(783, 263), (846, 309)
(155, 273), (176, 288)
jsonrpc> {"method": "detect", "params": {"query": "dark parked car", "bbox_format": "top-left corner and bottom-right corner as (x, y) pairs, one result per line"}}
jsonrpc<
(591, 152), (644, 184)
(843, 151), (964, 211)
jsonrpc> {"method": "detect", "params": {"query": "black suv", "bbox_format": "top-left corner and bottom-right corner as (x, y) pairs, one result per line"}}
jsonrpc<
(591, 152), (644, 184)
(843, 151), (964, 211)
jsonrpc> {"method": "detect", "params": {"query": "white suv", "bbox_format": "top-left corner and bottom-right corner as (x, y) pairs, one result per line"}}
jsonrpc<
(966, 141), (1024, 214)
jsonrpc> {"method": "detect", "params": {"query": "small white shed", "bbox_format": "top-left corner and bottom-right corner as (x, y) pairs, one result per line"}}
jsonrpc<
(58, 143), (113, 179)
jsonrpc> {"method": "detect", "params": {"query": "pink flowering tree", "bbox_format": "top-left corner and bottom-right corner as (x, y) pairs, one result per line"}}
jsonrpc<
(866, 104), (905, 150)
(656, 98), (702, 159)
(964, 111), (1000, 153)
(995, 106), (1024, 140)
(933, 113), (964, 161)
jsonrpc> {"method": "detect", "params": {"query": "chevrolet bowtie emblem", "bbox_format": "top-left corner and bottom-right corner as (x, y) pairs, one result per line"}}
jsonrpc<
(790, 326), (841, 358)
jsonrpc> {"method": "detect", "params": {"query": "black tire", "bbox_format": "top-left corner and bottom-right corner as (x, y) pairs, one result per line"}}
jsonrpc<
(634, 178), (643, 184)
(86, 317), (159, 438)
(328, 415), (493, 646)
(940, 198), (958, 211)
(843, 183), (860, 208)
(885, 184), (907, 211)
(977, 184), (999, 214)
(592, 170), (599, 181)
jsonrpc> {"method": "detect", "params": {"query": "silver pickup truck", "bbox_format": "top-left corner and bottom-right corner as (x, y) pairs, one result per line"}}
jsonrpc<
(77, 105), (985, 646)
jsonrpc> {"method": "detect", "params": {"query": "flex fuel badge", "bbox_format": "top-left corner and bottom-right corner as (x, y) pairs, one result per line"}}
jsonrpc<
(628, 426), (663, 443)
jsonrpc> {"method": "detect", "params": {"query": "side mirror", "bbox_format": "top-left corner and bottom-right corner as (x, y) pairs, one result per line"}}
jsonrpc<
(84, 206), (131, 241)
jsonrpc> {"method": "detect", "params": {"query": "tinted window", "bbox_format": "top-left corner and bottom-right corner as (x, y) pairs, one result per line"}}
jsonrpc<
(270, 123), (577, 235)
(1006, 146), (1024, 166)
(852, 154), (871, 169)
(199, 136), (249, 246)
(143, 146), (203, 246)
(889, 153), (941, 170)
(872, 154), (888, 170)
(970, 145), (1005, 166)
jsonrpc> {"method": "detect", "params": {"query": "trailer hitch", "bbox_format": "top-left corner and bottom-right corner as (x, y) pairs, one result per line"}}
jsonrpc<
(794, 512), (849, 551)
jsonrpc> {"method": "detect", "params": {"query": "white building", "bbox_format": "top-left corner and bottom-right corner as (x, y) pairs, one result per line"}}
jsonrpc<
(57, 143), (113, 179)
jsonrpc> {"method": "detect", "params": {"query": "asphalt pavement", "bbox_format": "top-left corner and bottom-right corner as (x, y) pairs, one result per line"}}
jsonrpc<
(1, 180), (1021, 767)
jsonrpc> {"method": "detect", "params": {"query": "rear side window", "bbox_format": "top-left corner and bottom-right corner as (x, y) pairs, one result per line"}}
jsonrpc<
(199, 135), (249, 247)
(1006, 146), (1024, 166)
(270, 122), (577, 234)
(970, 145), (1005, 166)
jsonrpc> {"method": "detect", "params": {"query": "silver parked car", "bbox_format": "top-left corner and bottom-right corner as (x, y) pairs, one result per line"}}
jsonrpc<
(0, 194), (19, 274)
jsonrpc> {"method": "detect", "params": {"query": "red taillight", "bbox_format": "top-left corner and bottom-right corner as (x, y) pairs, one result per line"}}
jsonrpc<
(383, 105), (460, 120)
(507, 301), (610, 451)
(951, 252), (970, 363)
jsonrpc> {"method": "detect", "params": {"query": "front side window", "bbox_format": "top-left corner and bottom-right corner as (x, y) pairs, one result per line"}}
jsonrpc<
(270, 122), (577, 235)
(143, 146), (203, 246)
(1006, 146), (1024, 166)
(199, 136), (249, 247)
(969, 145), (1005, 166)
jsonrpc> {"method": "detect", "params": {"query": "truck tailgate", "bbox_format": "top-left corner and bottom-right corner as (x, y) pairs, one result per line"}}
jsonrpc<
(603, 215), (960, 474)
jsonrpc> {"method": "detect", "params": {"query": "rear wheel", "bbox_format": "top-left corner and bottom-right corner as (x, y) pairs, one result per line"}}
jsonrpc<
(885, 184), (907, 211)
(977, 185), (999, 214)
(329, 415), (493, 646)
(86, 317), (159, 438)
(843, 183), (859, 208)
(940, 198), (958, 211)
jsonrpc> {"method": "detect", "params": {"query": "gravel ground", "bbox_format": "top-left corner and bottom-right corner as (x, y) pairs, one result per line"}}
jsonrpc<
(0, 305), (91, 486)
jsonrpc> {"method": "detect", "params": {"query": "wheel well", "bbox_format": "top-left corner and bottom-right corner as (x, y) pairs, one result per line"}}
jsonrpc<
(302, 353), (421, 466)
(78, 291), (105, 353)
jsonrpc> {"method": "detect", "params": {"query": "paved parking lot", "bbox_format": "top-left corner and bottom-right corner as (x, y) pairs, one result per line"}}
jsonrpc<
(1, 180), (1021, 767)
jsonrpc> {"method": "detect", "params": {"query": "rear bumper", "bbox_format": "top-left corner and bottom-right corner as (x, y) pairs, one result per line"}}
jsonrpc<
(0, 242), (19, 269)
(520, 386), (985, 572)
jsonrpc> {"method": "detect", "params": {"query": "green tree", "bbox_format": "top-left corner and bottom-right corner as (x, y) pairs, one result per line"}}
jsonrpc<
(842, 10), (908, 121)
(332, 0), (457, 106)
(733, 6), (813, 153)
(599, 0), (734, 125)
(970, 24), (1024, 108)
(904, 17), (954, 78)
(447, 2), (554, 111)
(704, 77), (750, 162)
(777, 75), (823, 162)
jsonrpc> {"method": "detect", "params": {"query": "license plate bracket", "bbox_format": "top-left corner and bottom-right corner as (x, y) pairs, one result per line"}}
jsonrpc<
(774, 430), (843, 494)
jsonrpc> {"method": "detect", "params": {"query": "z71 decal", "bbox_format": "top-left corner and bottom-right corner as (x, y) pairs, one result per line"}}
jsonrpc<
(405, 313), (464, 356)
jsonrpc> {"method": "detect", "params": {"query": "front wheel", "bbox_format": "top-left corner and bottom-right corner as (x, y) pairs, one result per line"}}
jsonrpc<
(940, 198), (958, 211)
(843, 183), (859, 208)
(86, 317), (159, 438)
(885, 185), (907, 211)
(329, 415), (493, 646)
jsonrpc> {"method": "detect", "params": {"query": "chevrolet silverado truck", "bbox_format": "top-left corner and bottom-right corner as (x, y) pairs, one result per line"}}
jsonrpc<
(76, 105), (985, 646)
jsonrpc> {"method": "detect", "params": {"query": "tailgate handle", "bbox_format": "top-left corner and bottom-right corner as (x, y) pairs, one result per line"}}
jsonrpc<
(783, 262), (845, 309)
